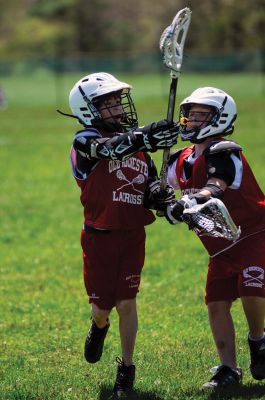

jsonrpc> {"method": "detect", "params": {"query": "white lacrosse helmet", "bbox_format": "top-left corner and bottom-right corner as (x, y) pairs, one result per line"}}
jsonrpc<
(69, 72), (138, 131)
(179, 87), (237, 143)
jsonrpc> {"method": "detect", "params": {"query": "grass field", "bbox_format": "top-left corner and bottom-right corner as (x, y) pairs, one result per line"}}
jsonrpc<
(0, 72), (264, 400)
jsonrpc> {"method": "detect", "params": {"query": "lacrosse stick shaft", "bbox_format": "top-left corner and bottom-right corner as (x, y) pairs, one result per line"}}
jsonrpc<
(156, 77), (178, 217)
(159, 74), (178, 190)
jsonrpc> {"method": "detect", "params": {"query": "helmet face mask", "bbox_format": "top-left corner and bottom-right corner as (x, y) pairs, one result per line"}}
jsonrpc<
(69, 72), (138, 132)
(94, 91), (138, 132)
(179, 87), (237, 143)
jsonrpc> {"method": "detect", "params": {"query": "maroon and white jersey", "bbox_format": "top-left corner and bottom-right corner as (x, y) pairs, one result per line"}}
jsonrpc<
(168, 140), (265, 257)
(70, 128), (155, 230)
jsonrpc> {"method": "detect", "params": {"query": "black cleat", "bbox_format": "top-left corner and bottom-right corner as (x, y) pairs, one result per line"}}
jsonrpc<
(113, 357), (135, 398)
(84, 319), (110, 363)
(202, 365), (242, 391)
(248, 333), (265, 380)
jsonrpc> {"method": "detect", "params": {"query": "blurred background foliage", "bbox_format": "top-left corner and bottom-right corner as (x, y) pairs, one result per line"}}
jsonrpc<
(0, 0), (264, 74)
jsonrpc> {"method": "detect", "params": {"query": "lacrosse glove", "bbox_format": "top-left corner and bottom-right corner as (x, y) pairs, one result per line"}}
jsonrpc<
(165, 195), (198, 225)
(144, 179), (175, 211)
(135, 119), (179, 152)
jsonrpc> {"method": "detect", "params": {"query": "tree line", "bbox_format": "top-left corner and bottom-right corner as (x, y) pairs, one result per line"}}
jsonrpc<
(0, 0), (263, 58)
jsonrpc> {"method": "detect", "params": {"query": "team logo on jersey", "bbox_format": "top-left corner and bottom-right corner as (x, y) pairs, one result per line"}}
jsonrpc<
(110, 158), (148, 204)
(113, 169), (146, 204)
(126, 274), (141, 289)
(116, 170), (145, 194)
(242, 266), (264, 288)
(109, 158), (148, 176)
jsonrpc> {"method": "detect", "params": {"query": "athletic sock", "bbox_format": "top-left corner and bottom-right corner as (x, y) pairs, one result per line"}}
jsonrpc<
(249, 332), (265, 342)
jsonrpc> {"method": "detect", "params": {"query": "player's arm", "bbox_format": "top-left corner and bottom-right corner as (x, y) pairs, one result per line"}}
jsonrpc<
(73, 119), (179, 162)
(165, 141), (243, 224)
(70, 129), (101, 180)
(187, 141), (242, 202)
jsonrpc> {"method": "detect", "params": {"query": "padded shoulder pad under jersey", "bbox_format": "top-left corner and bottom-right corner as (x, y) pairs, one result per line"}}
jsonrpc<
(168, 148), (184, 166)
(204, 141), (242, 155)
(74, 127), (101, 139)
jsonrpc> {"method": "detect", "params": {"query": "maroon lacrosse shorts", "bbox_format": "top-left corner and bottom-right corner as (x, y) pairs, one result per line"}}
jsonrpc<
(81, 227), (146, 309)
(205, 231), (265, 304)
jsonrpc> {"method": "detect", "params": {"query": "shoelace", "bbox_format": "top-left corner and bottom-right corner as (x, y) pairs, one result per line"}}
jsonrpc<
(116, 356), (124, 366)
(115, 357), (134, 390)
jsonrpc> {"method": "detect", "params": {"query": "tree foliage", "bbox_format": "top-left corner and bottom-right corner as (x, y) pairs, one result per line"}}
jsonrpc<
(0, 0), (264, 57)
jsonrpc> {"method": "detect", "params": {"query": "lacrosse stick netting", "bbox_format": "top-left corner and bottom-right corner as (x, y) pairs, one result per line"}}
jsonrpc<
(160, 7), (192, 76)
(159, 8), (192, 190)
(183, 198), (241, 241)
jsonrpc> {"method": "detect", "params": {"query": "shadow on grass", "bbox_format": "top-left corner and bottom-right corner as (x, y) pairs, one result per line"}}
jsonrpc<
(181, 383), (265, 400)
(206, 383), (265, 400)
(98, 385), (164, 400)
(98, 383), (265, 400)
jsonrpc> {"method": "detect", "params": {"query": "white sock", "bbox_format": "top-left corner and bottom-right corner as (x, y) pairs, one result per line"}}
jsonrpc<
(249, 332), (265, 341)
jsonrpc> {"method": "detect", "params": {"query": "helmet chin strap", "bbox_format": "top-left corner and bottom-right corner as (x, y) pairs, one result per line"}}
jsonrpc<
(56, 109), (83, 124)
(57, 109), (78, 119)
(188, 128), (206, 144)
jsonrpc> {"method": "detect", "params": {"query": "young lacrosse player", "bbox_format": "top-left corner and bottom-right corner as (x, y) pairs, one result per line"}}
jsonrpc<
(64, 72), (177, 397)
(161, 87), (265, 391)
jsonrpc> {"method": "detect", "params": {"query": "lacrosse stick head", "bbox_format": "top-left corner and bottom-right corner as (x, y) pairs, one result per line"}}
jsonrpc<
(116, 169), (126, 181)
(160, 7), (192, 76)
(183, 197), (241, 241)
(132, 174), (145, 184)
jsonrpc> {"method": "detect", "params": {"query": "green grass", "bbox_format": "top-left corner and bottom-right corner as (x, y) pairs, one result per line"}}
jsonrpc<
(0, 72), (264, 400)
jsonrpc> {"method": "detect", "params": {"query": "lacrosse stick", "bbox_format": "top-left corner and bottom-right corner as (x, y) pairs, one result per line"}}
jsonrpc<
(182, 198), (241, 241)
(116, 170), (145, 193)
(159, 7), (192, 190)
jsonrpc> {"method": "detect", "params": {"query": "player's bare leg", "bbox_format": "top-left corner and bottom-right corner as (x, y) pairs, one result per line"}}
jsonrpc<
(91, 303), (111, 328)
(114, 298), (137, 397)
(84, 303), (111, 363)
(241, 296), (265, 338)
(207, 300), (237, 368)
(116, 298), (137, 365)
(202, 300), (242, 391)
(241, 296), (265, 380)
